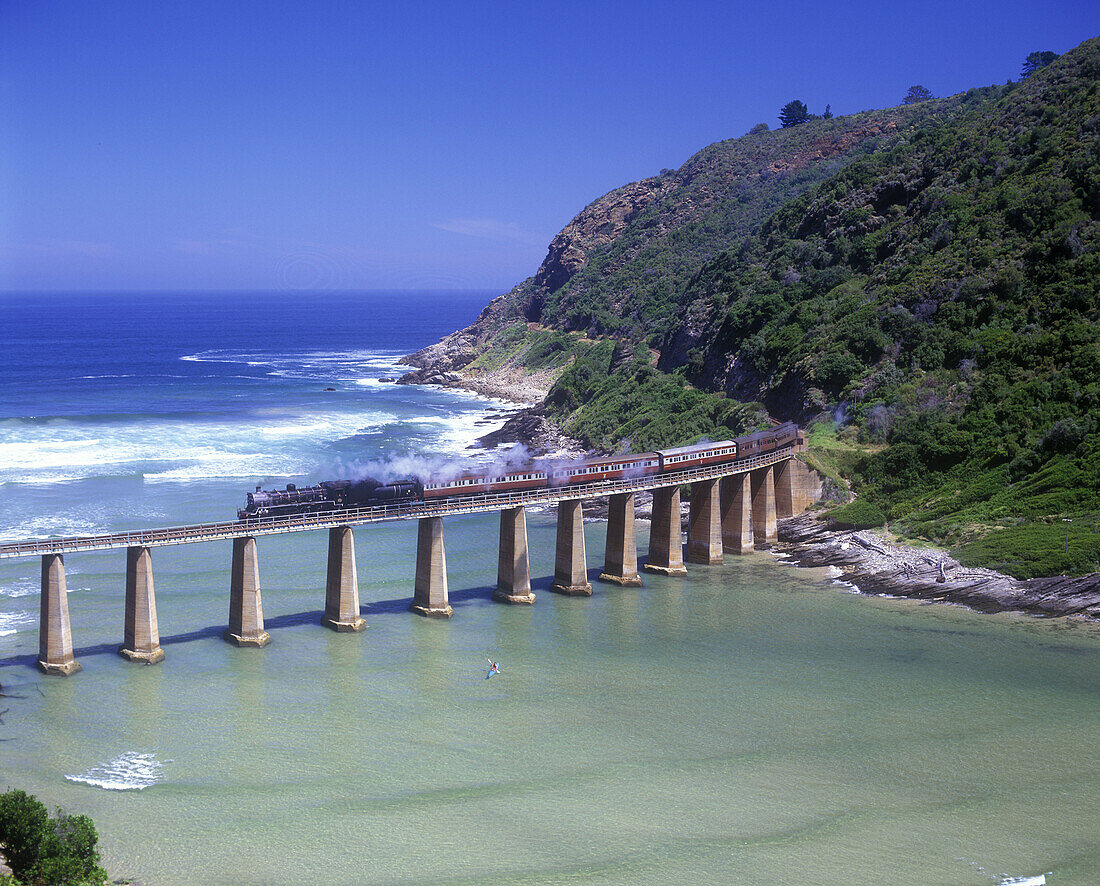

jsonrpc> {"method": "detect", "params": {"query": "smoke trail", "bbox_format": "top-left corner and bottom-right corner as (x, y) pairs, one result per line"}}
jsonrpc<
(333, 443), (540, 485)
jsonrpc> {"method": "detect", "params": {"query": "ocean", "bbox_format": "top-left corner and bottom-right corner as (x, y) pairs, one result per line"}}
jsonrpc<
(0, 291), (1097, 886)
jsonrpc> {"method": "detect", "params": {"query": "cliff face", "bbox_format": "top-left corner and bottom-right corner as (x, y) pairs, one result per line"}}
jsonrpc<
(404, 97), (969, 379)
(400, 176), (672, 376)
(522, 177), (674, 321)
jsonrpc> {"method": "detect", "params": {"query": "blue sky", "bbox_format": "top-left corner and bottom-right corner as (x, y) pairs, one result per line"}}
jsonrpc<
(1, 1), (1096, 293)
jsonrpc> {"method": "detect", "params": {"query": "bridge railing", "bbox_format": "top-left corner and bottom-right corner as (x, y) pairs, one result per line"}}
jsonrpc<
(0, 445), (797, 559)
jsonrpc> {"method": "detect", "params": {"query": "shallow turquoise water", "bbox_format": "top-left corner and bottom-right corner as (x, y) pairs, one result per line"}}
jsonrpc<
(1, 291), (1097, 884)
(1, 513), (1097, 886)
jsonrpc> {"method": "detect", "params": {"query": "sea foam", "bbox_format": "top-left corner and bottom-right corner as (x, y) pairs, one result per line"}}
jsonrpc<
(65, 752), (167, 791)
(0, 409), (394, 486)
(180, 348), (408, 381)
(0, 610), (34, 637)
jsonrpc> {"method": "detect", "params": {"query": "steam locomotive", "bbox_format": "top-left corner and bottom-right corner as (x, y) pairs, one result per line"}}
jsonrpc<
(238, 421), (799, 520)
(238, 478), (422, 520)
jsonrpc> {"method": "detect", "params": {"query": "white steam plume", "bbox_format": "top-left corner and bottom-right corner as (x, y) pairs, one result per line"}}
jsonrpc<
(333, 443), (541, 485)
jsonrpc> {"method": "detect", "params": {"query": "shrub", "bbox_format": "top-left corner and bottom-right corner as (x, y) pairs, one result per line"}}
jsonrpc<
(825, 499), (887, 529)
(0, 790), (108, 886)
(0, 790), (48, 881)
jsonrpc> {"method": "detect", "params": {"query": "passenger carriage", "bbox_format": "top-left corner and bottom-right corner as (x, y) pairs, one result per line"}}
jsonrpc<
(738, 421), (798, 457)
(422, 468), (548, 500)
(656, 441), (738, 472)
(549, 453), (660, 486)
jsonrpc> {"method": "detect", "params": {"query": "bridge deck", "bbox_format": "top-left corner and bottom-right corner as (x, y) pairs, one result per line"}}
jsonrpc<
(0, 447), (797, 560)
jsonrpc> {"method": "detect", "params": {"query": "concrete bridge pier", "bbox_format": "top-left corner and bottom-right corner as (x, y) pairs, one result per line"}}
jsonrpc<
(720, 474), (754, 555)
(38, 553), (81, 676)
(411, 516), (453, 617)
(226, 536), (271, 647)
(774, 458), (821, 517)
(644, 486), (687, 576)
(599, 492), (643, 586)
(120, 546), (165, 663)
(750, 465), (778, 546)
(495, 506), (535, 604)
(550, 499), (592, 596)
(687, 478), (724, 564)
(324, 526), (366, 632)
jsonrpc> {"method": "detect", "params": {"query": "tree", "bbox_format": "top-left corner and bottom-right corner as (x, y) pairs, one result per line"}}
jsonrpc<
(778, 99), (810, 128)
(0, 790), (108, 885)
(822, 104), (833, 119)
(33, 814), (108, 886)
(0, 790), (47, 881)
(1021, 50), (1059, 77)
(748, 122), (769, 134)
(903, 85), (934, 104)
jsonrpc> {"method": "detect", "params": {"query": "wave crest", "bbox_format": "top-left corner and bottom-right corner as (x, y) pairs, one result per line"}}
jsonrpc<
(64, 752), (167, 791)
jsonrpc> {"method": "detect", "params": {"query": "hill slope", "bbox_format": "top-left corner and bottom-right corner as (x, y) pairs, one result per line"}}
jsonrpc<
(402, 94), (987, 391)
(404, 36), (1100, 577)
(654, 37), (1100, 576)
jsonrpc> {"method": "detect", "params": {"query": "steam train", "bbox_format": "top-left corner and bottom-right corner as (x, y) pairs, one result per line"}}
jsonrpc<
(238, 421), (799, 520)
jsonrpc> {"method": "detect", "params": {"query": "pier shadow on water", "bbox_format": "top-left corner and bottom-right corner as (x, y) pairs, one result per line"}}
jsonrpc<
(0, 581), (528, 671)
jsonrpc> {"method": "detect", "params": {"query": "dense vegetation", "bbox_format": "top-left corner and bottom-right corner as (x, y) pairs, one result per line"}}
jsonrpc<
(0, 790), (108, 886)
(644, 38), (1099, 577)
(516, 37), (1100, 577)
(543, 339), (770, 452)
(504, 96), (982, 340)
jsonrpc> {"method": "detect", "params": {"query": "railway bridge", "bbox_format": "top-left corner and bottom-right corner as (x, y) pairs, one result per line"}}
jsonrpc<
(1, 443), (821, 676)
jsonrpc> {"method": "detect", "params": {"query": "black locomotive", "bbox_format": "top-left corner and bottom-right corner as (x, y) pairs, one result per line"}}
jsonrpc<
(238, 477), (422, 520)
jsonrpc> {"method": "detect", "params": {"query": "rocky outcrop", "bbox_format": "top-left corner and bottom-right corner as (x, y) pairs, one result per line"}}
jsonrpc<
(399, 175), (672, 384)
(477, 404), (586, 456)
(399, 294), (511, 373)
(524, 177), (673, 317)
(776, 513), (1100, 621)
(395, 363), (558, 406)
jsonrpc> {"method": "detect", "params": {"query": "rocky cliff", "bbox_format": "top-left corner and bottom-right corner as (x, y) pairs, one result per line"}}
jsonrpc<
(401, 96), (969, 387)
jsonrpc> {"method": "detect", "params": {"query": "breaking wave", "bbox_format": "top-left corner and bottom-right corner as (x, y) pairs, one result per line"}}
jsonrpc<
(65, 752), (168, 791)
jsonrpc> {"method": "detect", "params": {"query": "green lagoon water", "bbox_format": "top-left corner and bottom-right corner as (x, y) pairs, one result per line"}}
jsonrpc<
(1, 513), (1098, 886)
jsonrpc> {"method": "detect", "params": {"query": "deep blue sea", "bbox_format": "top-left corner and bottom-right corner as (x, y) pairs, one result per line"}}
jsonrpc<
(0, 291), (510, 542)
(1, 291), (1098, 886)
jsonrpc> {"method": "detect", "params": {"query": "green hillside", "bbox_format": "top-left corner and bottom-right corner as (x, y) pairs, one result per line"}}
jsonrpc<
(650, 37), (1100, 577)
(502, 94), (989, 339)
(415, 36), (1100, 577)
(540, 38), (1100, 577)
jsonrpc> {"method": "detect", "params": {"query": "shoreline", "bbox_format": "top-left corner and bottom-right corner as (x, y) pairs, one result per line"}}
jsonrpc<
(395, 355), (555, 408)
(775, 512), (1100, 624)
(396, 360), (587, 458)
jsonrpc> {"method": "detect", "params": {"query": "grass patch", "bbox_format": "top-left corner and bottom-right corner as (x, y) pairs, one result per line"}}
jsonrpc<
(955, 514), (1100, 579)
(824, 499), (887, 530)
(465, 324), (594, 377)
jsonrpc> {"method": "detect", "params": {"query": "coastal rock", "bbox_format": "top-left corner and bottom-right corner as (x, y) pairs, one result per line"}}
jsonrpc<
(396, 365), (554, 406)
(478, 405), (586, 457)
(776, 513), (1100, 621)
